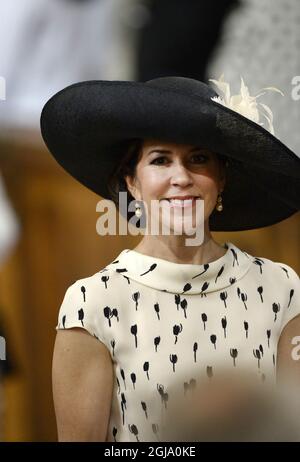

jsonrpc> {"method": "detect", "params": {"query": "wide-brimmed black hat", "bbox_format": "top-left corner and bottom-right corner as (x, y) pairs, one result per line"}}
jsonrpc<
(40, 76), (300, 231)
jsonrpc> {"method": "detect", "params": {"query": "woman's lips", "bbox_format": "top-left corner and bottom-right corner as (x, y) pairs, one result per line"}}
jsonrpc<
(162, 198), (201, 208)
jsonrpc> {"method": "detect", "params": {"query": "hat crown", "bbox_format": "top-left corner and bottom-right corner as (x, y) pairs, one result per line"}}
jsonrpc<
(145, 76), (218, 101)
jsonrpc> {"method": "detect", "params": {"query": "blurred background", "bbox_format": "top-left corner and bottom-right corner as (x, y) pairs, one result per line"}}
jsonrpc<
(0, 0), (299, 441)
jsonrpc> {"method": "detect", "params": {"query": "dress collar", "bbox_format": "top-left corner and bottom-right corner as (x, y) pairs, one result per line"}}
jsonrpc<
(105, 242), (252, 295)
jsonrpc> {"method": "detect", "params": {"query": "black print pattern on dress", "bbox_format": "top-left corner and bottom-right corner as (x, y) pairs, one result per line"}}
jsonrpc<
(154, 336), (161, 352)
(154, 303), (160, 320)
(101, 275), (109, 288)
(180, 299), (188, 318)
(231, 249), (239, 266)
(56, 242), (300, 442)
(131, 325), (138, 348)
(81, 286), (86, 302)
(78, 308), (84, 326)
(280, 266), (290, 278)
(215, 265), (225, 283)
(288, 289), (294, 307)
(272, 303), (280, 321)
(193, 343), (198, 362)
(132, 292), (140, 310)
(140, 263), (157, 276)
(122, 275), (131, 284)
(173, 324), (183, 344)
(230, 348), (238, 366)
(220, 291), (228, 307)
(201, 313), (207, 330)
(103, 306), (119, 327)
(222, 317), (227, 338)
(130, 373), (136, 389)
(258, 286), (264, 302)
(244, 321), (249, 339)
(192, 263), (209, 279)
(111, 339), (116, 356)
(210, 334), (217, 349)
(185, 378), (196, 394)
(253, 258), (265, 274)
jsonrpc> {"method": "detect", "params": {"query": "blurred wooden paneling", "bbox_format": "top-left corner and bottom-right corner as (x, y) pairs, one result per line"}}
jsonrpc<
(0, 131), (299, 441)
(0, 132), (139, 441)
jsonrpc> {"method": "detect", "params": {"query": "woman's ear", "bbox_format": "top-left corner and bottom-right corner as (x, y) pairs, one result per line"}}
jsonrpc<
(220, 173), (226, 192)
(124, 174), (140, 200)
(219, 161), (227, 192)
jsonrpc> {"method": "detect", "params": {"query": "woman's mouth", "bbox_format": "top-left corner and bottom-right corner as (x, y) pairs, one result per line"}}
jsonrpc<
(162, 197), (201, 208)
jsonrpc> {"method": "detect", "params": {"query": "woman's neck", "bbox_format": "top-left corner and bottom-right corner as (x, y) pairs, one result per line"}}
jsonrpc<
(132, 234), (227, 265)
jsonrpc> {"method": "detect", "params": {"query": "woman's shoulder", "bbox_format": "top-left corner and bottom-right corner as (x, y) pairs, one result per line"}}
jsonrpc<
(243, 249), (300, 332)
(249, 250), (299, 281)
(234, 241), (298, 280)
(64, 264), (122, 301)
(56, 264), (124, 345)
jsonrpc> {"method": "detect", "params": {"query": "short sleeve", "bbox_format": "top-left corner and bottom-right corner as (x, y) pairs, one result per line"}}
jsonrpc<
(55, 279), (108, 347)
(278, 263), (300, 337)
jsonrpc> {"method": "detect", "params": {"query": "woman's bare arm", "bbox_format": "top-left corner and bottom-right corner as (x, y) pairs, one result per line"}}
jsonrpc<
(52, 327), (114, 441)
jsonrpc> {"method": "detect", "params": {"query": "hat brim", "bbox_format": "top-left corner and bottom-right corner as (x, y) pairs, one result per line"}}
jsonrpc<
(40, 79), (300, 231)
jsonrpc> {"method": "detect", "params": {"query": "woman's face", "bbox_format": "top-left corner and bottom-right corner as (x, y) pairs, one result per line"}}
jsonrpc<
(125, 139), (226, 234)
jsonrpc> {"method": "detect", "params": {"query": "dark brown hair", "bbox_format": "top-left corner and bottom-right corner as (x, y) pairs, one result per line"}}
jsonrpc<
(107, 138), (143, 211)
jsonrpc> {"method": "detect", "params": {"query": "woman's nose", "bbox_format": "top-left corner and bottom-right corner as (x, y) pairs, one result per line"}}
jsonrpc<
(170, 162), (193, 187)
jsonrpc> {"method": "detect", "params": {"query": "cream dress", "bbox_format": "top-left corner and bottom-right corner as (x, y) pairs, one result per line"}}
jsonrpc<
(56, 242), (300, 442)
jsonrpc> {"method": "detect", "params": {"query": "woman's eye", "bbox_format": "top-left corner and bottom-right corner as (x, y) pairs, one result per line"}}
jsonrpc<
(150, 156), (167, 165)
(150, 153), (208, 165)
(191, 153), (208, 163)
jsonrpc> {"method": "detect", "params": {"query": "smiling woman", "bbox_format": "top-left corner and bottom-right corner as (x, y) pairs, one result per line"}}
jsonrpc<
(41, 75), (300, 442)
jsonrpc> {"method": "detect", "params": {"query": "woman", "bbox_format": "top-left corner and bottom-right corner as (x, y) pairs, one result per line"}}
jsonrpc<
(41, 76), (300, 442)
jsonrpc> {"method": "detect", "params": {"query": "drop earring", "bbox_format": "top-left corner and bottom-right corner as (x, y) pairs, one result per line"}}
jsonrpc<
(135, 201), (142, 218)
(216, 193), (223, 212)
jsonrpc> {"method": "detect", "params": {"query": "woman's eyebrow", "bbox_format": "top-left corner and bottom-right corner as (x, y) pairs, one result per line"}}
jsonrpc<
(147, 149), (171, 155)
(147, 146), (203, 156)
